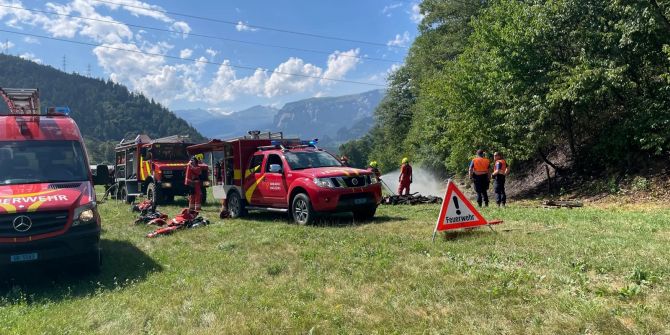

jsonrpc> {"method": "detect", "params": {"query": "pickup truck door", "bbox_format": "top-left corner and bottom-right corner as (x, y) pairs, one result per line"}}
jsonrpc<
(259, 153), (288, 207)
(243, 154), (266, 205)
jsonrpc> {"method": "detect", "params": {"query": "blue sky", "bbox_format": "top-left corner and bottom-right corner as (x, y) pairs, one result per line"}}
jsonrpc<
(0, 0), (422, 112)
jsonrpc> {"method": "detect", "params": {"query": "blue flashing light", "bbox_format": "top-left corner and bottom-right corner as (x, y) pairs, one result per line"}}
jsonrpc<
(46, 106), (71, 116)
(271, 140), (281, 146)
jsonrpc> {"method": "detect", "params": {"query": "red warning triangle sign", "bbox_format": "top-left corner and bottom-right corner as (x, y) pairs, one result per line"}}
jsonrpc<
(434, 180), (488, 232)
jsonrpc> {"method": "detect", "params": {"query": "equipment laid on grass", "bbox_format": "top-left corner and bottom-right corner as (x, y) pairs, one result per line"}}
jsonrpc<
(542, 199), (583, 209)
(432, 180), (503, 241)
(132, 200), (168, 225)
(146, 208), (210, 238)
(382, 193), (443, 205)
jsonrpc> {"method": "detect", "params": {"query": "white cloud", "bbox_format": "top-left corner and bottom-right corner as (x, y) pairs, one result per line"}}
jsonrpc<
(205, 48), (218, 59)
(19, 52), (42, 63)
(387, 31), (410, 47)
(382, 3), (402, 17)
(171, 21), (191, 38)
(179, 48), (193, 59)
(23, 36), (40, 44)
(321, 48), (361, 84)
(1, 40), (15, 52)
(235, 21), (257, 32)
(410, 3), (424, 24)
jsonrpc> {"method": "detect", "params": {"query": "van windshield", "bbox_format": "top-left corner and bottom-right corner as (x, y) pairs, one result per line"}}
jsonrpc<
(0, 141), (89, 185)
(284, 151), (343, 170)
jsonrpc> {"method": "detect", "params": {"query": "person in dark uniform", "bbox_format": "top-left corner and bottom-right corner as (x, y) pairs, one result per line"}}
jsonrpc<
(468, 149), (491, 207)
(492, 152), (509, 207)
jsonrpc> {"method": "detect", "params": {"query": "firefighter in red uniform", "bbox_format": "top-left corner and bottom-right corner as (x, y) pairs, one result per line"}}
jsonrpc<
(492, 152), (509, 207)
(367, 161), (382, 179)
(185, 155), (203, 211)
(469, 149), (491, 207)
(398, 157), (413, 195)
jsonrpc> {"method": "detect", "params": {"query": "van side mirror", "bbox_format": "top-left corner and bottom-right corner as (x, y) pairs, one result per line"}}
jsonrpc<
(269, 164), (282, 173)
(93, 164), (110, 185)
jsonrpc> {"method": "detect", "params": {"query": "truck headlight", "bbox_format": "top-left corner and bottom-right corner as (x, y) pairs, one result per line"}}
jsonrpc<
(313, 177), (336, 188)
(73, 202), (97, 226)
(162, 182), (172, 188)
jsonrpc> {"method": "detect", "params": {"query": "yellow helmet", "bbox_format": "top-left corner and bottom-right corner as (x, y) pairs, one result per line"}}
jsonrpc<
(194, 153), (204, 161)
(369, 161), (378, 168)
(401, 157), (409, 164)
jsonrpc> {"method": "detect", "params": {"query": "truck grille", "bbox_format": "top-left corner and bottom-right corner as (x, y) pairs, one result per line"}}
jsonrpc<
(0, 211), (69, 238)
(332, 176), (370, 188)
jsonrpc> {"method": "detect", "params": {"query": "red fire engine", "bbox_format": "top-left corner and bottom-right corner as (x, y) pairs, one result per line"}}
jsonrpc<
(0, 88), (108, 273)
(187, 131), (382, 225)
(113, 135), (210, 205)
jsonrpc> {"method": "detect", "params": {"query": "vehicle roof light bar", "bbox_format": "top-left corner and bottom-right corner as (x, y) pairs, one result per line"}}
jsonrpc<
(0, 87), (40, 115)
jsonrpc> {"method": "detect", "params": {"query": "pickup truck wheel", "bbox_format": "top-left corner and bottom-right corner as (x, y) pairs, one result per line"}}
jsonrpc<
(292, 193), (315, 225)
(353, 205), (377, 222)
(227, 191), (246, 218)
(147, 183), (163, 206)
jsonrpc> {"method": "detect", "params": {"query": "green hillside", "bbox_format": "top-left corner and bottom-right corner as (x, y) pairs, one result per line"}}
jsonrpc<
(0, 54), (205, 163)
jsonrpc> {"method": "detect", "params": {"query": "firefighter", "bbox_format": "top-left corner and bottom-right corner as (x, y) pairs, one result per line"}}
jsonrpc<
(469, 149), (491, 207)
(492, 152), (509, 207)
(368, 161), (382, 179)
(340, 156), (350, 167)
(398, 157), (413, 196)
(185, 155), (203, 211)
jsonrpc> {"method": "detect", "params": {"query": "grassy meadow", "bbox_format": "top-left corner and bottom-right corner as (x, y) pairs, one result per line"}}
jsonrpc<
(1, 192), (669, 334)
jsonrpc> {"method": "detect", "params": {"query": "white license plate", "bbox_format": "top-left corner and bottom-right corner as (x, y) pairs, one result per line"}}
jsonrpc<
(10, 253), (38, 263)
(354, 198), (367, 205)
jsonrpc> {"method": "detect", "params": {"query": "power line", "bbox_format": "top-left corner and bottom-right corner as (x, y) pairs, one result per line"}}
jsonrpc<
(0, 4), (401, 64)
(0, 29), (386, 87)
(90, 0), (408, 49)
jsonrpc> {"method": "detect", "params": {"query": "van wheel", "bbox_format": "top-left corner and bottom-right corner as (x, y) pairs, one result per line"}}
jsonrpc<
(292, 193), (315, 225)
(353, 205), (377, 222)
(147, 183), (163, 205)
(227, 191), (246, 218)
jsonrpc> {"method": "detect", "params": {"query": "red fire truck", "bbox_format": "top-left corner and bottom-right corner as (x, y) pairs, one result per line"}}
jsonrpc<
(113, 135), (210, 205)
(0, 88), (108, 272)
(187, 131), (382, 224)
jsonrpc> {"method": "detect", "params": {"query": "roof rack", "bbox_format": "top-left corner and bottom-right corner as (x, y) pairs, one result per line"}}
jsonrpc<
(0, 87), (40, 115)
(245, 130), (284, 140)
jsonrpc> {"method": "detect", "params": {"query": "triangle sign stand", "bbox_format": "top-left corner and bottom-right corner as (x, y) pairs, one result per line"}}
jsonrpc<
(432, 179), (503, 241)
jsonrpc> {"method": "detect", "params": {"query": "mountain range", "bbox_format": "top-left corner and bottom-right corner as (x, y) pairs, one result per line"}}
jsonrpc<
(175, 89), (385, 148)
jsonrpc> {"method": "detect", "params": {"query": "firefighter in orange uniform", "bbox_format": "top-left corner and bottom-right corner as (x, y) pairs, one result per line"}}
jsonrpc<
(398, 157), (413, 196)
(469, 149), (491, 207)
(492, 152), (509, 207)
(185, 155), (203, 211)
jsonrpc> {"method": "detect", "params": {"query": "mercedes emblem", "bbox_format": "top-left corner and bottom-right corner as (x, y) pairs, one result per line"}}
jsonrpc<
(12, 215), (33, 232)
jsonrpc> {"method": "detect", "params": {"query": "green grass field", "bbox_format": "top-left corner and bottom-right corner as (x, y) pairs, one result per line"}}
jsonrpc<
(1, 194), (669, 334)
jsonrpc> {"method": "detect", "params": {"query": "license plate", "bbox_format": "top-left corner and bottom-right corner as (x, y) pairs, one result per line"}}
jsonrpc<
(10, 253), (38, 263)
(354, 198), (368, 205)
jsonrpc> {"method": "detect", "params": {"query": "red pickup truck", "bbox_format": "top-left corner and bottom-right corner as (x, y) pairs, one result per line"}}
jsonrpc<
(188, 132), (382, 224)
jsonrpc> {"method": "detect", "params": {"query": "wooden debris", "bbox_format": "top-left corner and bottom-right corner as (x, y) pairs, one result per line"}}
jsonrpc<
(382, 193), (443, 205)
(542, 199), (583, 208)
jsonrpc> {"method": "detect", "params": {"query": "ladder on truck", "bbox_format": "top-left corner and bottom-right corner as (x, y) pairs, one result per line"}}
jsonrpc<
(0, 87), (40, 115)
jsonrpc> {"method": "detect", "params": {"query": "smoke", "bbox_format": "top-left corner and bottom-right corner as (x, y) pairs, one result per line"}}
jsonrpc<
(380, 166), (447, 197)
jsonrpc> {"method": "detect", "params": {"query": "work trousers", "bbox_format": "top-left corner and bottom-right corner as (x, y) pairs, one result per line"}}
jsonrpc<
(472, 174), (489, 207)
(494, 176), (506, 206)
(398, 181), (411, 196)
(188, 182), (202, 211)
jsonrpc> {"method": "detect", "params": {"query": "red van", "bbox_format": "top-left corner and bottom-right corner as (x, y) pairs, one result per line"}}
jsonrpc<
(0, 88), (107, 273)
